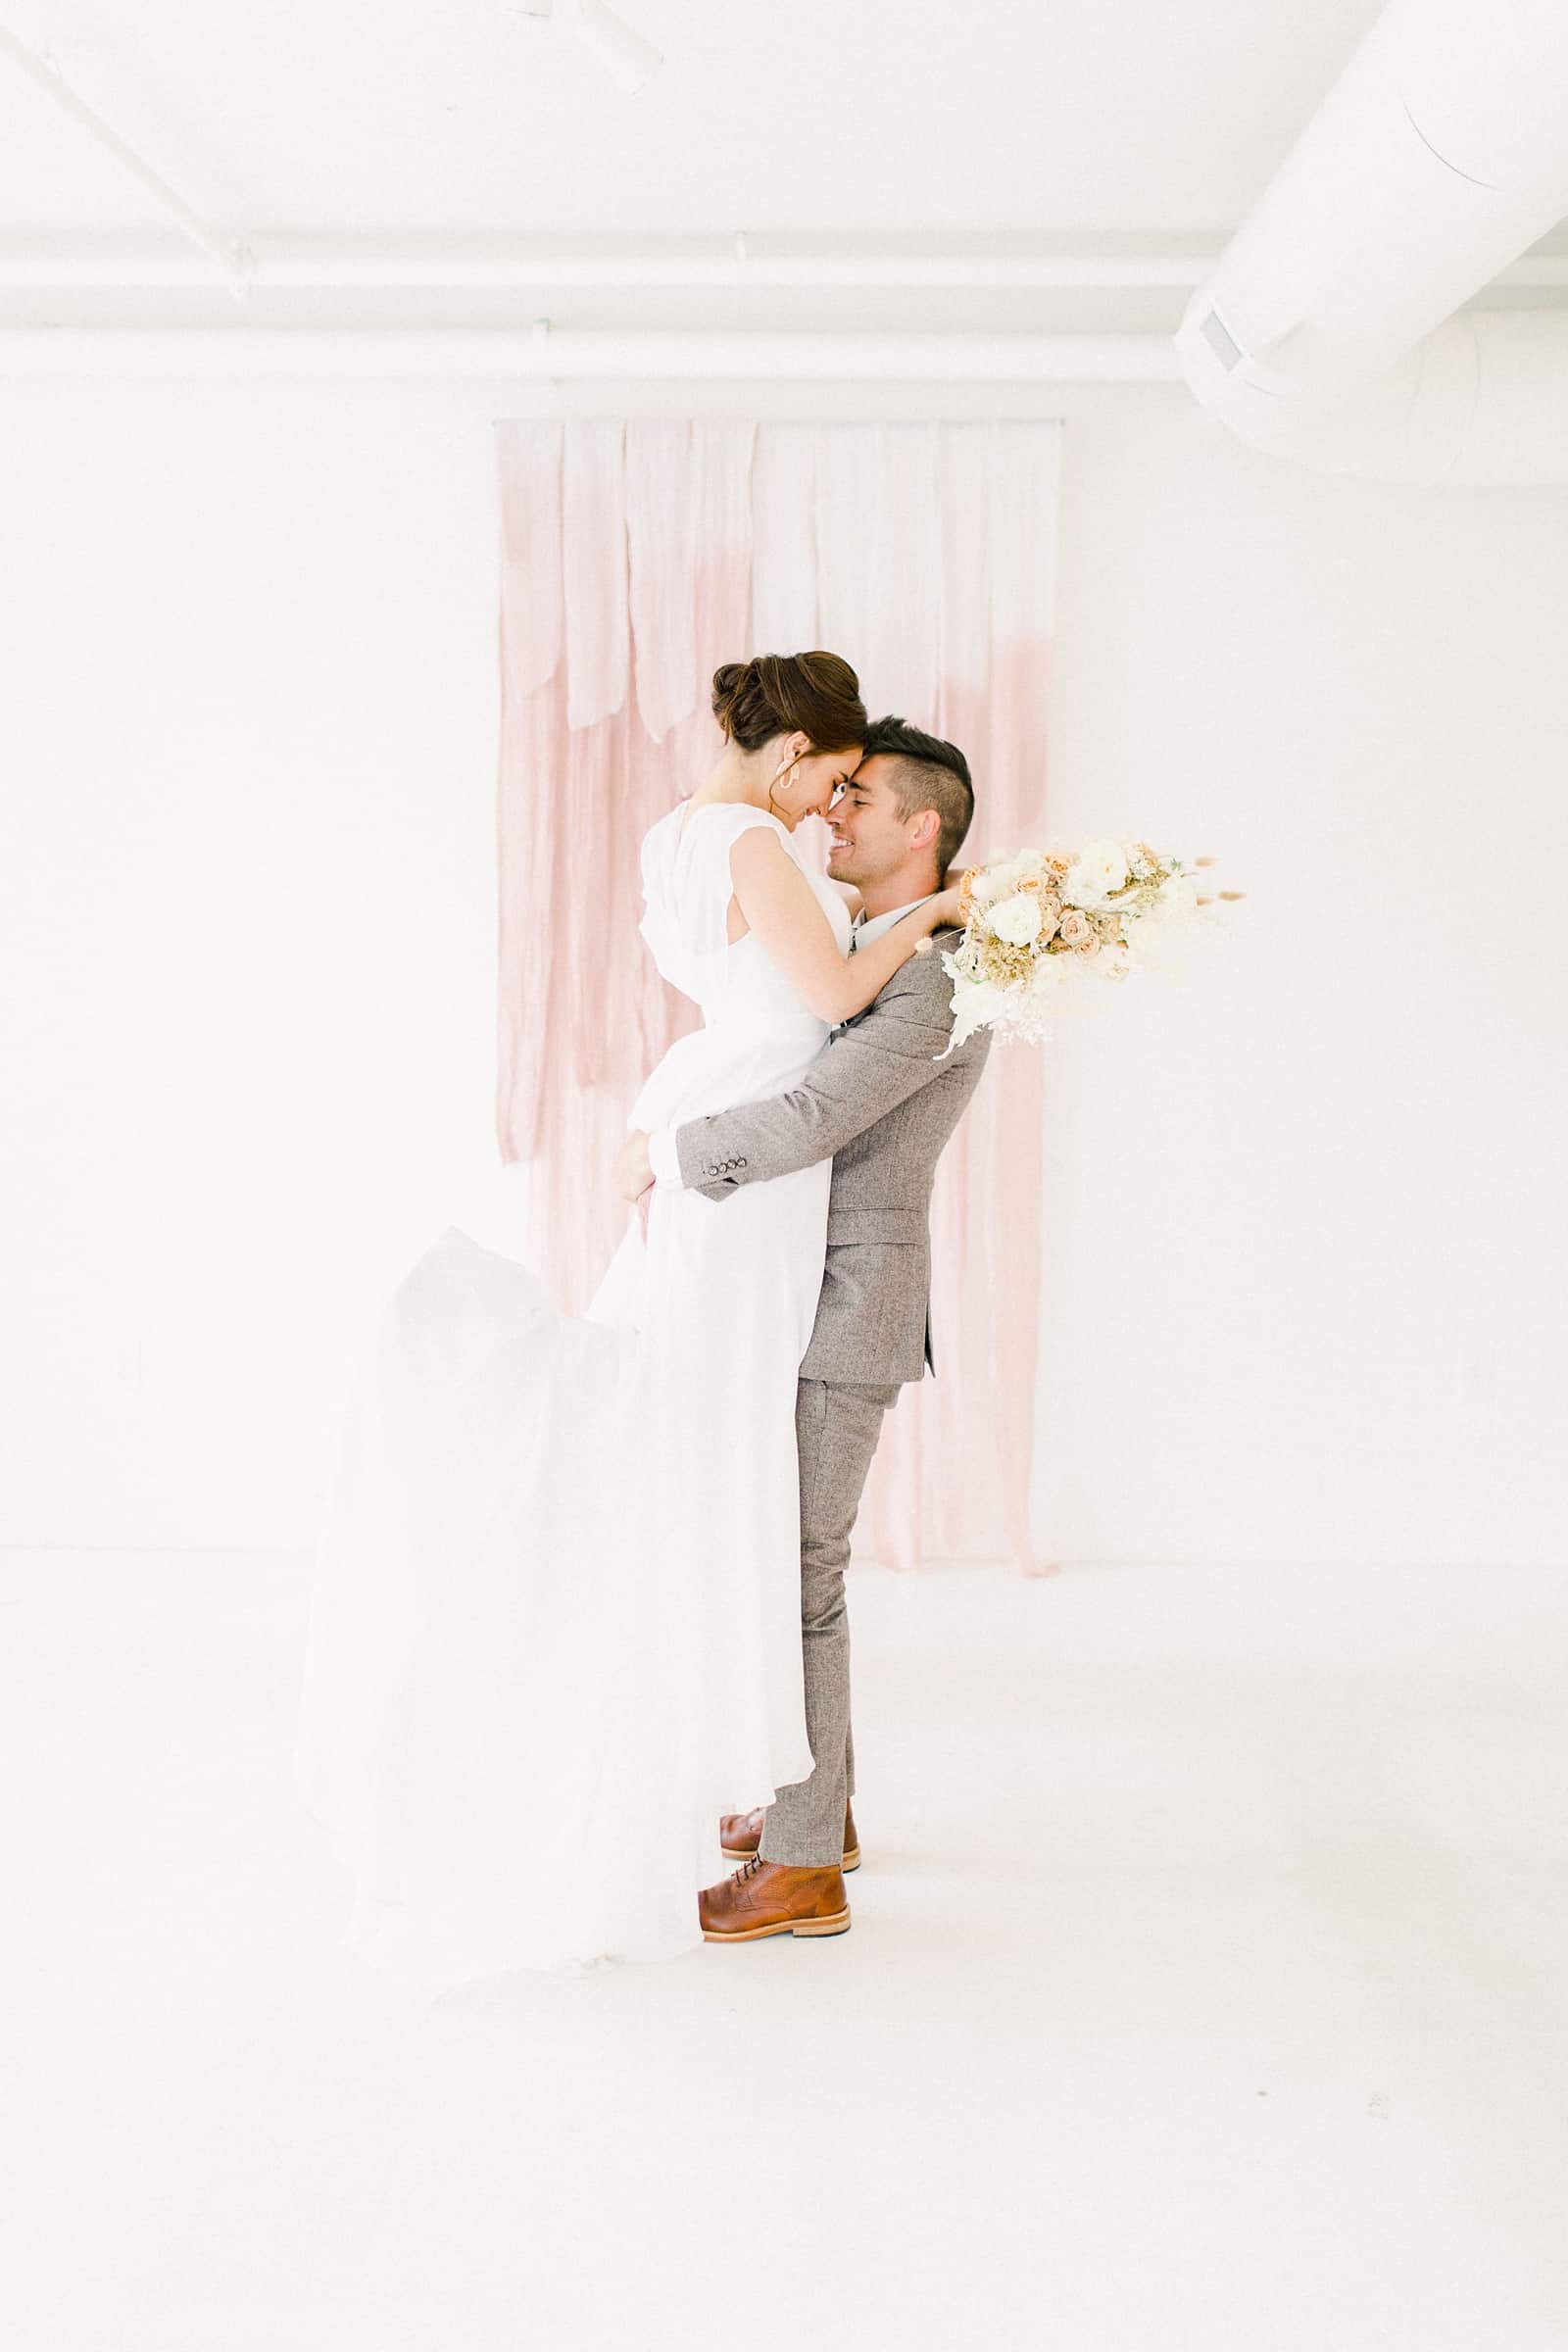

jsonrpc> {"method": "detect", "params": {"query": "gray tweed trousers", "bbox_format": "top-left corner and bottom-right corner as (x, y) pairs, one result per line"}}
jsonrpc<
(758, 1375), (902, 1868)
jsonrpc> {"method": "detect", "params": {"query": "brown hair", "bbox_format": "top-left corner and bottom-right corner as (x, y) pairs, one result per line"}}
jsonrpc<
(710, 651), (867, 756)
(859, 714), (976, 882)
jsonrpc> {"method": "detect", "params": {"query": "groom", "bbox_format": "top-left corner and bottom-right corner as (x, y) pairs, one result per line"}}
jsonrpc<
(617, 716), (991, 1943)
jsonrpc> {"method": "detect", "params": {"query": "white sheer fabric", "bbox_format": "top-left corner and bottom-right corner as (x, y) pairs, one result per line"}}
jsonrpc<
(297, 802), (849, 1990)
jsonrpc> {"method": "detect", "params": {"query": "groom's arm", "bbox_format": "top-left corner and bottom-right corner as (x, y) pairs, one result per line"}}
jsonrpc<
(659, 940), (979, 1203)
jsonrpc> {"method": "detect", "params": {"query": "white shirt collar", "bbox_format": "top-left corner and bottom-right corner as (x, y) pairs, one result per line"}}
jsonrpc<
(852, 894), (936, 949)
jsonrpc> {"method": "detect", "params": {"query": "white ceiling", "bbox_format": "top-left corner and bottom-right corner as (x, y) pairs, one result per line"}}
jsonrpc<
(1, 0), (1564, 343)
(0, 0), (1396, 238)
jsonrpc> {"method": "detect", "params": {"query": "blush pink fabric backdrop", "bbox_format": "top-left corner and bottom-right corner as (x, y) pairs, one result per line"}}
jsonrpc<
(495, 417), (1061, 1571)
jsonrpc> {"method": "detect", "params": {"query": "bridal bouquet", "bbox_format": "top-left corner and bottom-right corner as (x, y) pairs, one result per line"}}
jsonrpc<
(937, 837), (1244, 1055)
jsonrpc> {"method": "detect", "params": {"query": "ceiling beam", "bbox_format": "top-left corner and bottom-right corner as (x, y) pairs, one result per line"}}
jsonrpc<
(0, 326), (1181, 378)
(0, 236), (1564, 297)
(0, 238), (1212, 291)
(0, 23), (248, 287)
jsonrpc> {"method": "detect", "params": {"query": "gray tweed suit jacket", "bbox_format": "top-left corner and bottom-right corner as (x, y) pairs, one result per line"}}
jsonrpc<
(674, 928), (992, 1386)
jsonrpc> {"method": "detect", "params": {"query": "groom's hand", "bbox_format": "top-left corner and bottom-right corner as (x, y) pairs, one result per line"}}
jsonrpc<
(615, 1130), (655, 1204)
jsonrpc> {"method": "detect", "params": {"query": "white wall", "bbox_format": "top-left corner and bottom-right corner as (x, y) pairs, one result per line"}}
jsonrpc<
(2, 373), (1563, 1565)
(1038, 400), (1568, 1569)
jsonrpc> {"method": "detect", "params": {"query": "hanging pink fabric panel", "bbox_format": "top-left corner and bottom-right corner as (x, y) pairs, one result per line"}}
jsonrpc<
(624, 418), (697, 745)
(495, 418), (1062, 1571)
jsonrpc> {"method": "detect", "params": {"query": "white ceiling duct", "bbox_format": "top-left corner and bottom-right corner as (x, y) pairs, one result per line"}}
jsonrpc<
(1175, 0), (1568, 483)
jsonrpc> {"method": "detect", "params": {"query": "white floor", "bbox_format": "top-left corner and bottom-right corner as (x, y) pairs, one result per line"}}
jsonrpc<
(3, 1549), (1566, 2352)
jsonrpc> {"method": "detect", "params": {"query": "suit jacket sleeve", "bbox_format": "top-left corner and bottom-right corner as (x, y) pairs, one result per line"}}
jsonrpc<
(673, 935), (974, 1200)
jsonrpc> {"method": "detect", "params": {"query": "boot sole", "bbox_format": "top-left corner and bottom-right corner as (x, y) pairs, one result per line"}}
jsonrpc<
(720, 1843), (860, 1872)
(702, 1907), (852, 1942)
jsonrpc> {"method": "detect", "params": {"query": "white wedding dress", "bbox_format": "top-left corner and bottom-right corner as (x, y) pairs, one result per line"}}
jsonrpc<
(295, 801), (850, 1989)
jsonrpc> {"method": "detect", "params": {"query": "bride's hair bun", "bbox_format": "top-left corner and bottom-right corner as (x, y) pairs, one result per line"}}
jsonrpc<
(710, 661), (758, 739)
(710, 651), (868, 756)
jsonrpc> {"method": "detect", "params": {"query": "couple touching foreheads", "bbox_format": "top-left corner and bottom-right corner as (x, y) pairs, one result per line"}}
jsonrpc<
(296, 649), (991, 1989)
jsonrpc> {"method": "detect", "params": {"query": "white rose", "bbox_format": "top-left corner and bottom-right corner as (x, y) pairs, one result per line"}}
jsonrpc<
(1062, 839), (1129, 907)
(976, 852), (1030, 902)
(987, 892), (1044, 947)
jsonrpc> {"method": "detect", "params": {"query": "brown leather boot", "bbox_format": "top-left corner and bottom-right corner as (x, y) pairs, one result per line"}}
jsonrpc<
(699, 1855), (851, 1941)
(718, 1799), (860, 1872)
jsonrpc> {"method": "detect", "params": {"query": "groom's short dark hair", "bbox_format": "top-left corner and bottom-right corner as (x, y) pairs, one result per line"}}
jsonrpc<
(859, 715), (975, 881)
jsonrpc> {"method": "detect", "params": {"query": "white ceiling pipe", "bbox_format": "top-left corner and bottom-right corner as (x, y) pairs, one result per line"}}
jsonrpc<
(1176, 0), (1568, 482)
(5, 240), (1567, 296)
(0, 22), (248, 289)
(503, 0), (663, 92)
(3, 237), (1566, 298)
(0, 242), (1222, 292)
(569, 0), (662, 93)
(0, 327), (1181, 380)
(1225, 311), (1568, 485)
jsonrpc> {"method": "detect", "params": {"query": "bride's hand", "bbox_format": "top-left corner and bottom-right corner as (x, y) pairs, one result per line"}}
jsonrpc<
(615, 1130), (654, 1204)
(928, 873), (970, 931)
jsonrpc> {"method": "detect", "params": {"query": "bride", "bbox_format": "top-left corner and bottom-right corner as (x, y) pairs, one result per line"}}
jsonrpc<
(295, 650), (961, 1987)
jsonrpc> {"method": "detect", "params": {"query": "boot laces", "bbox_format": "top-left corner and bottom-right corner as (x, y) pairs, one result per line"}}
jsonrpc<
(734, 1853), (765, 1884)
